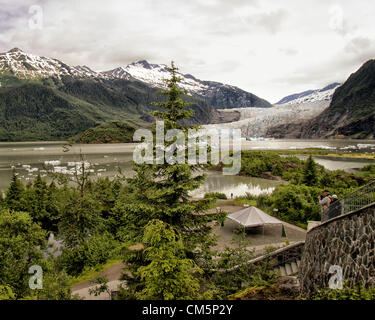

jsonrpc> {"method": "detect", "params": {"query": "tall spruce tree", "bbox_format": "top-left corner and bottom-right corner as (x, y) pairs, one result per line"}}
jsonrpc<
(303, 155), (318, 186)
(114, 62), (221, 249)
(116, 62), (223, 298)
(5, 172), (26, 212)
(24, 174), (59, 232)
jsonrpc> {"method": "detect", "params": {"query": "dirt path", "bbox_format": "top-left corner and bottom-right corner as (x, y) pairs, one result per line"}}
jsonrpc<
(71, 262), (126, 292)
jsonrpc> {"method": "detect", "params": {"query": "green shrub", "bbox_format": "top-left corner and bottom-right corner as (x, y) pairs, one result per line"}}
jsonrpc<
(310, 284), (375, 300)
(204, 192), (227, 200)
(265, 184), (321, 226)
(60, 233), (118, 276)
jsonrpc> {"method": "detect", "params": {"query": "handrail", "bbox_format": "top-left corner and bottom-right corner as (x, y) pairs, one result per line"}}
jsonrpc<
(213, 241), (305, 273)
(322, 179), (375, 221)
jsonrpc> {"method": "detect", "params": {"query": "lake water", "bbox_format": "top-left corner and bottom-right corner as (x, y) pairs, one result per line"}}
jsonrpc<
(1, 139), (374, 197)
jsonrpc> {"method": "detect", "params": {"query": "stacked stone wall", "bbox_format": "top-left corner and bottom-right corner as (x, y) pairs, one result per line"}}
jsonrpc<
(299, 205), (375, 296)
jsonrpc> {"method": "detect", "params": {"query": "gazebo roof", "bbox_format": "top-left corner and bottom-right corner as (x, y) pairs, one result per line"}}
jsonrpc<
(227, 206), (283, 228)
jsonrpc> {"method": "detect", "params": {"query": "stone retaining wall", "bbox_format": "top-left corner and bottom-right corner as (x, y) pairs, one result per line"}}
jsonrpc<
(299, 204), (375, 296)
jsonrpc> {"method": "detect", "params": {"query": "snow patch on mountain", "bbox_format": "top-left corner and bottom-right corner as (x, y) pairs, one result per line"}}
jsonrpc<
(101, 66), (133, 80)
(0, 48), (101, 79)
(104, 60), (210, 94)
(0, 48), (273, 109)
(275, 83), (341, 105)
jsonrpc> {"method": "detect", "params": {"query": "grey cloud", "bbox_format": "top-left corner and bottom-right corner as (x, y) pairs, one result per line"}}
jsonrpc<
(344, 37), (372, 54)
(0, 0), (374, 102)
(273, 45), (375, 89)
(0, 6), (29, 32)
(335, 21), (352, 37)
(253, 9), (287, 34)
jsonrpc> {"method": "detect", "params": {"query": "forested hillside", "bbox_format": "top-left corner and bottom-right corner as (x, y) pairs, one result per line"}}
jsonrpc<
(0, 76), (217, 141)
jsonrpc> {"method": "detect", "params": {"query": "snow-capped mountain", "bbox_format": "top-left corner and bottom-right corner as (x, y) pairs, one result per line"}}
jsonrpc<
(205, 83), (342, 138)
(102, 60), (273, 109)
(275, 82), (341, 105)
(0, 48), (101, 79)
(103, 60), (210, 94)
(101, 66), (133, 81)
(0, 48), (272, 109)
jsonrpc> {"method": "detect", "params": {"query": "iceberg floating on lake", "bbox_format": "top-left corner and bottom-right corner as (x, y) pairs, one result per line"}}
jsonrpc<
(45, 160), (61, 166)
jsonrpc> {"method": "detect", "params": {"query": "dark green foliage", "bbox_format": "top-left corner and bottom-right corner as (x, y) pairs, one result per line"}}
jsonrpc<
(0, 170), (125, 297)
(134, 220), (204, 300)
(60, 232), (118, 276)
(302, 156), (318, 186)
(310, 284), (375, 300)
(0, 83), (98, 141)
(5, 173), (26, 212)
(32, 261), (73, 300)
(240, 151), (367, 193)
(23, 175), (60, 232)
(359, 164), (375, 177)
(58, 190), (104, 248)
(204, 192), (227, 200)
(264, 184), (322, 227)
(0, 75), (216, 141)
(0, 209), (47, 298)
(75, 121), (141, 144)
(240, 151), (302, 179)
(87, 177), (122, 220)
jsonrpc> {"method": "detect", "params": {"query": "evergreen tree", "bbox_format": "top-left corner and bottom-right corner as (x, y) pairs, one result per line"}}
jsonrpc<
(135, 220), (204, 300)
(116, 62), (223, 298)
(58, 190), (103, 248)
(114, 62), (221, 249)
(24, 174), (59, 232)
(5, 172), (26, 212)
(303, 155), (318, 186)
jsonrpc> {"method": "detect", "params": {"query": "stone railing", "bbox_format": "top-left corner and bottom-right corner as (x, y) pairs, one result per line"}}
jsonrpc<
(299, 203), (375, 296)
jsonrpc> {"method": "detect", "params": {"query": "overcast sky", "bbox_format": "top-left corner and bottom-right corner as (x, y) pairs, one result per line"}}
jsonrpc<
(0, 0), (374, 102)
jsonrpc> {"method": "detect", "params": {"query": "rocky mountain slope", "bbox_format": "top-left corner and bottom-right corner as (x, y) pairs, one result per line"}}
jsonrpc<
(0, 48), (272, 109)
(0, 48), (271, 141)
(267, 60), (375, 139)
(103, 60), (272, 109)
(206, 84), (336, 138)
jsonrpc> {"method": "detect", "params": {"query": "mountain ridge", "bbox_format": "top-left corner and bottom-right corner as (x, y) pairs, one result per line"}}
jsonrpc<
(0, 48), (272, 110)
(267, 60), (375, 139)
(275, 82), (341, 105)
(0, 47), (269, 141)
